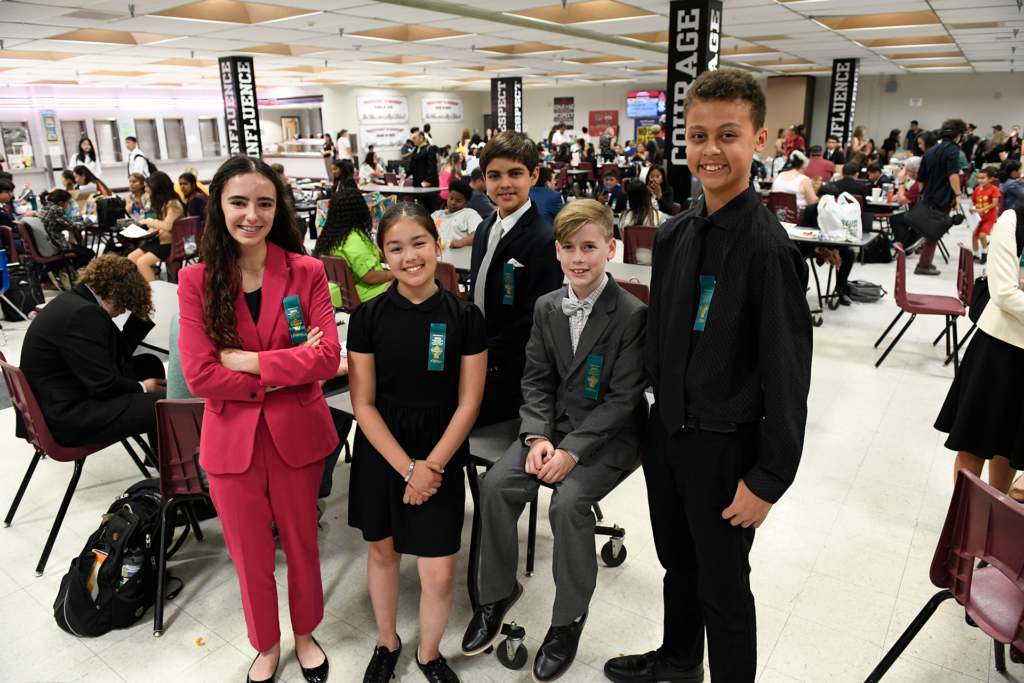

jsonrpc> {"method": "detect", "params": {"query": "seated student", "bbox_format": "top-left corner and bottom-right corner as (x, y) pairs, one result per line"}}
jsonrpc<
(314, 188), (393, 307)
(833, 162), (869, 197)
(619, 177), (669, 228)
(529, 167), (566, 226)
(824, 134), (846, 166)
(646, 166), (675, 215)
(866, 163), (893, 190)
(0, 179), (20, 253)
(804, 145), (836, 182)
(462, 199), (648, 681)
(331, 158), (359, 195)
(553, 143), (572, 165)
(17, 254), (165, 450)
(127, 171), (185, 283)
(467, 167), (495, 219)
(173, 167), (209, 200)
(891, 156), (923, 248)
(35, 190), (96, 270)
(126, 173), (151, 216)
(770, 150), (817, 209)
(432, 179), (482, 248)
(796, 184), (857, 306)
(178, 172), (208, 219)
(597, 170), (628, 214)
(359, 151), (386, 186)
(73, 165), (111, 197)
(469, 131), (564, 426)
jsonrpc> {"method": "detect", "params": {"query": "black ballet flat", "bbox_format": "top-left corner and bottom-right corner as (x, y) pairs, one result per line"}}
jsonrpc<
(246, 651), (279, 683)
(300, 636), (330, 683)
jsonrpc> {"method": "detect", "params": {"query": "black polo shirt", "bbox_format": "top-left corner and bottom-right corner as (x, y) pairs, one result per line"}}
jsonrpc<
(645, 184), (813, 503)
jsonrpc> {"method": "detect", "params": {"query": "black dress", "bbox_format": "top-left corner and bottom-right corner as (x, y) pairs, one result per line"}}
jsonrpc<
(346, 280), (487, 557)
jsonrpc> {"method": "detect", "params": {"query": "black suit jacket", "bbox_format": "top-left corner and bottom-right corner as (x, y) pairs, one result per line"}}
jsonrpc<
(833, 176), (868, 197)
(409, 143), (439, 188)
(468, 202), (562, 386)
(18, 284), (154, 439)
(824, 148), (846, 166)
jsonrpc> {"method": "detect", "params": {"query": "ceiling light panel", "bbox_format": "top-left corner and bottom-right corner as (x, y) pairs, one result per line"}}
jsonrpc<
(508, 0), (655, 25)
(813, 11), (941, 31)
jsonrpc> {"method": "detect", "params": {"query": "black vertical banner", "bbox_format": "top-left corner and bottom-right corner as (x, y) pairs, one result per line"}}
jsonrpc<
(219, 56), (263, 158)
(491, 77), (523, 133)
(666, 0), (722, 203)
(827, 58), (859, 150)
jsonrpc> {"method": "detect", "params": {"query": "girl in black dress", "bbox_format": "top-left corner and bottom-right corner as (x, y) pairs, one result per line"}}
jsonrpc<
(347, 202), (487, 683)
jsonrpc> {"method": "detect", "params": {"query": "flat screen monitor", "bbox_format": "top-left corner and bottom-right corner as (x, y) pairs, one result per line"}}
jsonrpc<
(627, 91), (666, 118)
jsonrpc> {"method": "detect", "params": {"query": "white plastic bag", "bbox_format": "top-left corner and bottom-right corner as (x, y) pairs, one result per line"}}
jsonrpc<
(818, 192), (862, 241)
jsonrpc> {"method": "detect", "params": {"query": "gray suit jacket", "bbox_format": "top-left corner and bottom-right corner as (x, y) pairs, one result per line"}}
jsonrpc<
(518, 278), (648, 471)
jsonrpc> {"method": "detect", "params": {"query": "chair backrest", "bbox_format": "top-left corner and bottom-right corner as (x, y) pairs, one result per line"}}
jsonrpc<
(930, 468), (1024, 651)
(155, 399), (208, 501)
(621, 225), (658, 265)
(615, 278), (649, 304)
(599, 164), (618, 180)
(578, 162), (593, 182)
(893, 243), (909, 309)
(167, 216), (201, 263)
(554, 167), (569, 192)
(402, 178), (413, 187)
(767, 192), (799, 224)
(956, 243), (974, 306)
(384, 172), (398, 185)
(0, 350), (110, 462)
(0, 251), (8, 296)
(16, 219), (64, 264)
(671, 202), (682, 216)
(852, 194), (865, 211)
(436, 261), (461, 298)
(319, 254), (362, 313)
(0, 225), (16, 264)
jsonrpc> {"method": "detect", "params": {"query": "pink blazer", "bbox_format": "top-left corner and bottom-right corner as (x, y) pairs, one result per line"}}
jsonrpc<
(177, 242), (341, 475)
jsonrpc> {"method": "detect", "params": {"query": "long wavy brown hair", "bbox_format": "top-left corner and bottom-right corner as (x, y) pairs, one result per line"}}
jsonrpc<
(200, 155), (306, 348)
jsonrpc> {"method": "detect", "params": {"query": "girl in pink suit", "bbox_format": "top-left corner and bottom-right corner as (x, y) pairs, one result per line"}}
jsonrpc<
(177, 156), (341, 683)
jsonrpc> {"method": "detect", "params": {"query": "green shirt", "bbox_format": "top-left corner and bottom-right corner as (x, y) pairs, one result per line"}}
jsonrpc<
(326, 229), (389, 307)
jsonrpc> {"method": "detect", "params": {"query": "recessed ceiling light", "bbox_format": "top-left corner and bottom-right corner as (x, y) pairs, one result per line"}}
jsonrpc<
(348, 25), (469, 42)
(887, 52), (963, 61)
(813, 11), (940, 32)
(49, 29), (178, 45)
(508, 0), (654, 25)
(154, 1), (318, 25)
(620, 31), (669, 44)
(857, 36), (955, 49)
(476, 43), (565, 55)
(565, 55), (635, 65)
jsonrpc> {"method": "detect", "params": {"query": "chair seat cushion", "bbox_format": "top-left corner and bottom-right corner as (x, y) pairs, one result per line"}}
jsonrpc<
(967, 566), (1024, 644)
(904, 293), (966, 317)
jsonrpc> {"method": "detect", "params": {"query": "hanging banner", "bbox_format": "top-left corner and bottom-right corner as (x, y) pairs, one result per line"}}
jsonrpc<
(635, 117), (660, 149)
(827, 58), (860, 150)
(219, 56), (262, 158)
(554, 97), (575, 128)
(421, 98), (463, 123)
(589, 110), (619, 137)
(359, 125), (410, 153)
(491, 77), (523, 133)
(666, 0), (722, 202)
(356, 96), (409, 125)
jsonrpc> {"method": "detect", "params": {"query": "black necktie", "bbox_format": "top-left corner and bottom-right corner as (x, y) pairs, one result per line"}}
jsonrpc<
(659, 218), (711, 433)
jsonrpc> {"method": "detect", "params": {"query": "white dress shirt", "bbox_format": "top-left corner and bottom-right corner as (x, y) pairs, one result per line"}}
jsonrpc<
(473, 199), (533, 313)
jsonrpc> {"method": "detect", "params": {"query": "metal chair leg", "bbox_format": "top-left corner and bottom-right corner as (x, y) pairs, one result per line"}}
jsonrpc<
(864, 589), (954, 682)
(154, 497), (179, 636)
(466, 464), (482, 611)
(121, 439), (151, 478)
(945, 323), (976, 366)
(526, 496), (538, 577)
(36, 459), (84, 576)
(875, 310), (905, 348)
(876, 314), (916, 368)
(131, 434), (157, 468)
(951, 317), (961, 372)
(994, 639), (1007, 672)
(593, 503), (604, 522)
(5, 450), (42, 527)
(933, 326), (946, 346)
(945, 316), (951, 357)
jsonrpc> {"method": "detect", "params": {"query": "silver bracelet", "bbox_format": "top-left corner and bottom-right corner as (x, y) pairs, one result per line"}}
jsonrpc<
(403, 460), (416, 483)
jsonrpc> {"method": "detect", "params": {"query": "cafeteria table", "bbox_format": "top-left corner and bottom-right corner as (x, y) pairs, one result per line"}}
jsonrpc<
(114, 280), (178, 353)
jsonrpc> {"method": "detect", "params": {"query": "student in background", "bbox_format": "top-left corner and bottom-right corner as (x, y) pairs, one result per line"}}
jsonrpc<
(439, 152), (463, 201)
(551, 123), (568, 147)
(866, 163), (894, 190)
(597, 170), (627, 214)
(890, 156), (923, 249)
(849, 125), (868, 157)
(607, 68), (811, 683)
(914, 119), (967, 276)
(619, 178), (668, 227)
(73, 165), (111, 197)
(321, 132), (337, 177)
(408, 130), (439, 208)
(73, 138), (101, 180)
(126, 173), (150, 216)
(332, 158), (358, 194)
(469, 131), (563, 426)
(882, 129), (902, 162)
(770, 150), (817, 209)
(178, 172), (208, 220)
(126, 171), (185, 282)
(124, 136), (149, 179)
(599, 127), (616, 161)
(645, 125), (665, 159)
(832, 163), (869, 198)
(347, 202), (487, 683)
(463, 200), (648, 681)
(528, 166), (565, 226)
(174, 166), (209, 200)
(467, 167), (495, 219)
(360, 151), (386, 186)
(823, 135), (845, 166)
(431, 179), (482, 249)
(314, 187), (393, 307)
(905, 120), (921, 152)
(804, 145), (836, 182)
(36, 189), (96, 269)
(336, 129), (353, 162)
(646, 166), (674, 215)
(999, 160), (1023, 211)
(970, 166), (1002, 263)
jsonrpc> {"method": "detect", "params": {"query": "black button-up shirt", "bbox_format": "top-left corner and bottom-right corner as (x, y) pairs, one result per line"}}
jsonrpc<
(645, 185), (813, 503)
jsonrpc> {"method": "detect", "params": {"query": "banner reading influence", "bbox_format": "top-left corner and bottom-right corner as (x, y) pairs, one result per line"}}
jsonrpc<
(827, 58), (860, 150)
(219, 56), (263, 158)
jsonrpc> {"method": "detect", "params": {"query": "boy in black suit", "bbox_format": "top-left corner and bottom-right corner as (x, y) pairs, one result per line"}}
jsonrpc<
(469, 131), (563, 426)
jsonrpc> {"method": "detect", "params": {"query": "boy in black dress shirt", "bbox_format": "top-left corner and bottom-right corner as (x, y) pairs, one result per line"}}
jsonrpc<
(604, 69), (812, 683)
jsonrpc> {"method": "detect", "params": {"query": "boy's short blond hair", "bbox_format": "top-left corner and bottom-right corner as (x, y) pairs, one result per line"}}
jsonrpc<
(553, 199), (614, 243)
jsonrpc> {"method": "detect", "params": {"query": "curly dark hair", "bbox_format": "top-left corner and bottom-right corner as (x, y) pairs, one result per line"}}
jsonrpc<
(376, 201), (437, 251)
(144, 171), (184, 221)
(940, 118), (968, 140)
(683, 67), (767, 131)
(200, 155), (306, 349)
(314, 188), (373, 257)
(77, 254), (154, 319)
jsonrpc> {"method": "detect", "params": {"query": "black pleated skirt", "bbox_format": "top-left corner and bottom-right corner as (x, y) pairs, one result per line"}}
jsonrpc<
(348, 396), (467, 557)
(935, 328), (1024, 468)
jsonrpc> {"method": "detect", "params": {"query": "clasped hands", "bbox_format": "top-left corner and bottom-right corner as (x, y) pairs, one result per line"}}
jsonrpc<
(403, 459), (445, 506)
(525, 439), (576, 484)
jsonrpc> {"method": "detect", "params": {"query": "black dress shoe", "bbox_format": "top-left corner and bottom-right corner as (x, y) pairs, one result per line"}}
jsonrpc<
(363, 637), (403, 683)
(461, 580), (524, 655)
(533, 612), (587, 682)
(247, 651), (280, 683)
(417, 651), (461, 683)
(300, 636), (330, 683)
(603, 650), (704, 683)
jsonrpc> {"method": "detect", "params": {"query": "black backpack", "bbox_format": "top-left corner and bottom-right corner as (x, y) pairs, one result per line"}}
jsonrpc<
(1, 263), (45, 321)
(846, 280), (887, 303)
(862, 234), (893, 263)
(53, 479), (182, 637)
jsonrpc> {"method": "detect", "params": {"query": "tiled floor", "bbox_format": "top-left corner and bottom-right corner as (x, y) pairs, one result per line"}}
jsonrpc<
(0, 221), (1021, 683)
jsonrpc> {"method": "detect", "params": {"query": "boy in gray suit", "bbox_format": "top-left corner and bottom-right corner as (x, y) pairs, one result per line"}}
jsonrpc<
(462, 199), (649, 682)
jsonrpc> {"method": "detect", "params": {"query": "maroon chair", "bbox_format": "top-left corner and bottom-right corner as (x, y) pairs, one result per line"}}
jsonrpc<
(671, 202), (682, 216)
(851, 193), (866, 212)
(384, 172), (398, 186)
(153, 399), (209, 636)
(864, 469), (1024, 681)
(766, 192), (799, 224)
(436, 261), (462, 298)
(615, 279), (649, 305)
(577, 162), (594, 196)
(939, 244), (977, 367)
(874, 244), (966, 370)
(1, 225), (16, 263)
(163, 216), (201, 283)
(15, 220), (75, 278)
(400, 177), (414, 203)
(319, 254), (362, 313)
(0, 350), (152, 576)
(621, 225), (657, 265)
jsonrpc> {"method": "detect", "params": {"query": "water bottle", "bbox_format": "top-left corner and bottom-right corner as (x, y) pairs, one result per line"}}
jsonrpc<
(119, 548), (144, 588)
(611, 197), (618, 211)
